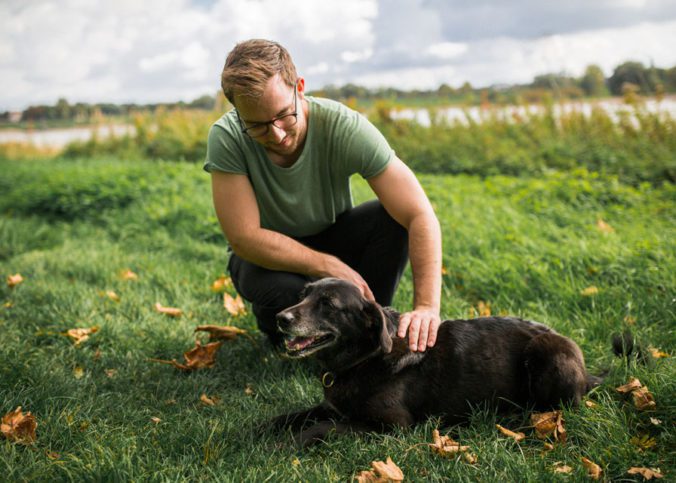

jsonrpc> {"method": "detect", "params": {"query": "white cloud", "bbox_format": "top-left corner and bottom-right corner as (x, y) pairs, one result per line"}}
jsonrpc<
(425, 42), (468, 60)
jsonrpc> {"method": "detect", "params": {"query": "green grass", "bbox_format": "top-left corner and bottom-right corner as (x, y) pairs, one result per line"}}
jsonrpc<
(1, 158), (674, 481)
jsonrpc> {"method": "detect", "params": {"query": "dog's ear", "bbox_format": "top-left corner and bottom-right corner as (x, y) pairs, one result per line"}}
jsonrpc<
(365, 301), (393, 354)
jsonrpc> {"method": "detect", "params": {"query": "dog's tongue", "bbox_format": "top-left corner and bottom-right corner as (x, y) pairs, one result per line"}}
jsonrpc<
(286, 336), (314, 351)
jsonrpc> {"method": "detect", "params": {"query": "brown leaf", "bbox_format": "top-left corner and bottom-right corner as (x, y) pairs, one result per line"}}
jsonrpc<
(120, 269), (138, 281)
(104, 369), (117, 378)
(1, 407), (37, 444)
(73, 366), (84, 379)
(649, 417), (662, 426)
(496, 424), (525, 442)
(210, 276), (232, 293)
(463, 452), (478, 464)
(150, 340), (223, 371)
(154, 302), (182, 317)
(648, 347), (669, 359)
(105, 290), (120, 302)
(627, 467), (664, 480)
(543, 442), (555, 452)
(531, 410), (566, 442)
(429, 429), (471, 456)
(195, 324), (247, 341)
(632, 386), (656, 411)
(200, 393), (220, 406)
(46, 450), (60, 460)
(596, 219), (615, 233)
(223, 293), (246, 316)
(581, 457), (602, 480)
(7, 273), (24, 288)
(441, 265), (448, 276)
(624, 315), (637, 325)
(65, 326), (99, 346)
(581, 286), (599, 296)
(244, 384), (255, 396)
(616, 377), (643, 394)
(150, 417), (161, 424)
(553, 462), (573, 474)
(584, 400), (598, 408)
(356, 457), (404, 482)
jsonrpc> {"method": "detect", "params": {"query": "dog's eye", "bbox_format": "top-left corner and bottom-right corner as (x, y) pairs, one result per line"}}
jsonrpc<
(319, 296), (335, 308)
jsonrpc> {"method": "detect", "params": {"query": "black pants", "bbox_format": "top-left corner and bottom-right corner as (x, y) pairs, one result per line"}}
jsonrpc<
(227, 199), (409, 344)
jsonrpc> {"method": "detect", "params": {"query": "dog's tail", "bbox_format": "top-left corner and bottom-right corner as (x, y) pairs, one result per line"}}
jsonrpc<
(587, 331), (645, 391)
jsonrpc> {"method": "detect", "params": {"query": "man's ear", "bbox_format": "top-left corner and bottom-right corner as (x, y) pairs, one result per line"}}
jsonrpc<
(365, 301), (392, 354)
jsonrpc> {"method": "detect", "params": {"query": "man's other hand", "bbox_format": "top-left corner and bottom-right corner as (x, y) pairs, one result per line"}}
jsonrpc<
(397, 307), (441, 352)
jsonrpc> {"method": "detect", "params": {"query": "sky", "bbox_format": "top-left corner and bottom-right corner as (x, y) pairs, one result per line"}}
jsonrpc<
(2, 0), (676, 111)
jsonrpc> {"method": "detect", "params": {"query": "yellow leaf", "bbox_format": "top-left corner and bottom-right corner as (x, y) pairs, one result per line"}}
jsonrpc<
(120, 269), (138, 281)
(244, 384), (255, 396)
(360, 457), (403, 482)
(496, 424), (525, 442)
(150, 340), (223, 372)
(441, 265), (448, 276)
(649, 347), (669, 359)
(553, 462), (573, 474)
(584, 400), (598, 408)
(631, 386), (656, 411)
(150, 417), (161, 424)
(200, 393), (220, 406)
(65, 327), (99, 346)
(596, 219), (614, 233)
(73, 366), (84, 379)
(543, 442), (555, 452)
(1, 406), (37, 444)
(581, 286), (599, 296)
(624, 315), (637, 325)
(616, 377), (643, 394)
(154, 302), (182, 317)
(223, 293), (246, 316)
(105, 290), (120, 302)
(631, 434), (658, 450)
(530, 410), (566, 442)
(194, 324), (247, 341)
(581, 457), (602, 480)
(627, 467), (664, 479)
(291, 457), (301, 467)
(429, 429), (471, 456)
(7, 274), (24, 288)
(210, 276), (232, 293)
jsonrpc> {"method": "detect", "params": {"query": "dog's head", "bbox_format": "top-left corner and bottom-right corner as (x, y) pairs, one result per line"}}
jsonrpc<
(276, 278), (393, 367)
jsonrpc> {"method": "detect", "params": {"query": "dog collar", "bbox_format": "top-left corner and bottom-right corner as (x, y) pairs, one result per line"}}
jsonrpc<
(321, 372), (335, 388)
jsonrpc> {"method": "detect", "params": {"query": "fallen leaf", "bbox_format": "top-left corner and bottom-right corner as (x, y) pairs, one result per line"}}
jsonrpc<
(531, 410), (566, 442)
(65, 327), (99, 346)
(73, 366), (84, 379)
(616, 377), (643, 394)
(581, 457), (602, 480)
(195, 324), (247, 341)
(631, 434), (657, 451)
(463, 452), (478, 464)
(200, 393), (220, 406)
(104, 369), (117, 378)
(581, 286), (599, 296)
(93, 348), (102, 360)
(632, 386), (656, 411)
(496, 424), (525, 442)
(553, 462), (573, 474)
(649, 417), (662, 426)
(1, 407), (37, 444)
(584, 400), (598, 408)
(150, 417), (161, 424)
(648, 347), (669, 359)
(223, 293), (246, 316)
(624, 315), (637, 325)
(150, 340), (223, 371)
(154, 302), (182, 317)
(105, 290), (120, 302)
(429, 429), (471, 456)
(3, 301), (12, 308)
(291, 457), (301, 467)
(46, 450), (60, 460)
(543, 442), (555, 452)
(210, 276), (232, 293)
(244, 384), (255, 396)
(7, 274), (24, 288)
(356, 457), (404, 482)
(627, 467), (664, 480)
(441, 266), (448, 276)
(120, 269), (138, 281)
(596, 219), (614, 233)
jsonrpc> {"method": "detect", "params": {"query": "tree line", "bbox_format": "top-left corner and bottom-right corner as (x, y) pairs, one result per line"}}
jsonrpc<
(2, 60), (675, 125)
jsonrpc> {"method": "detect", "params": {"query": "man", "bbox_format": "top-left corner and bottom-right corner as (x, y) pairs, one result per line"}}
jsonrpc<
(204, 39), (441, 352)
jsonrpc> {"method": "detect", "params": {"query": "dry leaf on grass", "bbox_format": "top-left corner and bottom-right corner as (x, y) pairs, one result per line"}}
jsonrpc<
(244, 384), (255, 396)
(150, 417), (161, 424)
(631, 434), (657, 451)
(649, 417), (662, 426)
(552, 462), (573, 474)
(356, 457), (404, 482)
(155, 302), (182, 317)
(120, 269), (138, 281)
(429, 429), (471, 456)
(543, 442), (555, 452)
(200, 394), (220, 406)
(150, 340), (223, 371)
(223, 293), (246, 316)
(584, 400), (598, 408)
(104, 369), (117, 378)
(616, 377), (643, 394)
(616, 378), (656, 411)
(73, 366), (84, 379)
(596, 219), (614, 233)
(195, 324), (247, 341)
(1, 407), (37, 444)
(469, 301), (491, 318)
(7, 274), (24, 288)
(65, 327), (99, 346)
(581, 286), (599, 296)
(496, 424), (525, 442)
(581, 457), (602, 480)
(627, 467), (664, 480)
(648, 347), (669, 359)
(531, 410), (566, 442)
(104, 290), (120, 302)
(210, 276), (232, 293)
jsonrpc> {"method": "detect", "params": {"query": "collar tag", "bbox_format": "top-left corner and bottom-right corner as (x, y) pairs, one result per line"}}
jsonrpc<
(321, 372), (335, 388)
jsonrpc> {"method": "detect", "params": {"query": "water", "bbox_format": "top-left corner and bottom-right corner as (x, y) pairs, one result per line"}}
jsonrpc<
(0, 124), (135, 148)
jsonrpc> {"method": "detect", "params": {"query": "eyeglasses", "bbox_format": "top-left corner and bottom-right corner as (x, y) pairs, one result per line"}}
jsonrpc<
(236, 85), (298, 138)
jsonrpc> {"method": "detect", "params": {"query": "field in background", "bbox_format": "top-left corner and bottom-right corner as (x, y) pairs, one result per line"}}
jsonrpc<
(1, 156), (674, 480)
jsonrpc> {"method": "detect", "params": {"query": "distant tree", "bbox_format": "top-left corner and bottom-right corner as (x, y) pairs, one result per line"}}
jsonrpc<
(580, 65), (608, 97)
(608, 61), (649, 95)
(55, 98), (71, 119)
(437, 83), (455, 97)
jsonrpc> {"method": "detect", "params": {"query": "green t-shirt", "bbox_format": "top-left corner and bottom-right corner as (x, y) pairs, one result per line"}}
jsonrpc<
(203, 96), (395, 237)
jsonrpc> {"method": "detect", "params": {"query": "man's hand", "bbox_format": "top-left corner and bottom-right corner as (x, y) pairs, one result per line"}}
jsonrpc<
(318, 255), (375, 302)
(398, 307), (441, 352)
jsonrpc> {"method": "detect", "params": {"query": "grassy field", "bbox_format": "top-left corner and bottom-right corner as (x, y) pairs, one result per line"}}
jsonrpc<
(1, 157), (674, 481)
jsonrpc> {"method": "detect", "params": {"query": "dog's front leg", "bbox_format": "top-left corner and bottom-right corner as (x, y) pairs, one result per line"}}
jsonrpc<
(269, 403), (338, 432)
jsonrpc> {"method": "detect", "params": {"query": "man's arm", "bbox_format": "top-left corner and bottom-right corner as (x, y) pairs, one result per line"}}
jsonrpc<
(211, 171), (375, 300)
(367, 157), (442, 352)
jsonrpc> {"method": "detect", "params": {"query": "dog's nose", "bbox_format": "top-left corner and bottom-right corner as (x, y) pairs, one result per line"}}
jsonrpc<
(276, 311), (294, 331)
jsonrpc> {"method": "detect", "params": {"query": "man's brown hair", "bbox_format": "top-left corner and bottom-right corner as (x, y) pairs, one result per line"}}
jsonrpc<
(221, 39), (298, 105)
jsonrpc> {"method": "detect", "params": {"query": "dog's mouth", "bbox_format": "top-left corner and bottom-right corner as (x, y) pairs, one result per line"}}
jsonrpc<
(283, 333), (335, 357)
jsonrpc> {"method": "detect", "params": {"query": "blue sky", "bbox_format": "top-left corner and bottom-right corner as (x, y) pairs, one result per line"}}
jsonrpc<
(1, 0), (675, 110)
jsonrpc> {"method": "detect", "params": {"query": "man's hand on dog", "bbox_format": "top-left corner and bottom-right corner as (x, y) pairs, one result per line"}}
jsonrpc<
(398, 307), (441, 352)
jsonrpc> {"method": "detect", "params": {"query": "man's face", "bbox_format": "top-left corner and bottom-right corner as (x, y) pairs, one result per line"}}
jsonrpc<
(234, 74), (306, 158)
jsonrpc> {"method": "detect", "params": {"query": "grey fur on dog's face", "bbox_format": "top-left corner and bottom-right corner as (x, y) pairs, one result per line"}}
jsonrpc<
(276, 278), (391, 364)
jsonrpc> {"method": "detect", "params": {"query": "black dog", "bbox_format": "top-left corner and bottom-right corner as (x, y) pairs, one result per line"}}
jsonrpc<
(273, 278), (600, 446)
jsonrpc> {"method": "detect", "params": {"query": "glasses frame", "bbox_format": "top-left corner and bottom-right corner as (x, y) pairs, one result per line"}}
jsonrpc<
(236, 83), (298, 138)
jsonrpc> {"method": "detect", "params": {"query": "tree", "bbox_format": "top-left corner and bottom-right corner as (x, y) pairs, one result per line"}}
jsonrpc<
(608, 61), (648, 95)
(580, 65), (607, 97)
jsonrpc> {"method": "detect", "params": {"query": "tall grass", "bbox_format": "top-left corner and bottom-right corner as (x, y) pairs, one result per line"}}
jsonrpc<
(1, 158), (674, 480)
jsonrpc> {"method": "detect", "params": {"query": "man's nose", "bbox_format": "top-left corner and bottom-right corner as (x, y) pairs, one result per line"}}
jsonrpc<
(276, 310), (294, 331)
(268, 123), (285, 142)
